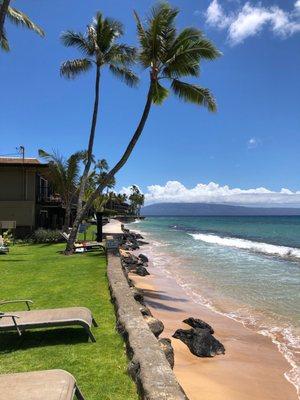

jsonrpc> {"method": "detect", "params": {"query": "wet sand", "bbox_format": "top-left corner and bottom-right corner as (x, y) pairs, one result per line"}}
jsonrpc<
(129, 256), (298, 400)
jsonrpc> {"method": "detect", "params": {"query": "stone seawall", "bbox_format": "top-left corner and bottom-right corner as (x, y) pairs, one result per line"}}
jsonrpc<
(107, 251), (188, 400)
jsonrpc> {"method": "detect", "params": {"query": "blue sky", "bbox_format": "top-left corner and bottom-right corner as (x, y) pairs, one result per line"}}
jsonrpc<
(1, 0), (300, 205)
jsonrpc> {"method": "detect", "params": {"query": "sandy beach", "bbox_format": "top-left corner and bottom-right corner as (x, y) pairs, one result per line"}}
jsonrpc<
(129, 251), (298, 400)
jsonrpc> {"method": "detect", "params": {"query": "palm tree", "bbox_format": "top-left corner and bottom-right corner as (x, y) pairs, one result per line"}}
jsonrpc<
(38, 149), (84, 232)
(83, 160), (115, 242)
(60, 12), (138, 226)
(64, 3), (220, 254)
(0, 0), (44, 51)
(129, 185), (144, 216)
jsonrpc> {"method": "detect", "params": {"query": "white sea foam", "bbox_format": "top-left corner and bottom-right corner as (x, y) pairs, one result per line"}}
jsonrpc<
(189, 233), (300, 260)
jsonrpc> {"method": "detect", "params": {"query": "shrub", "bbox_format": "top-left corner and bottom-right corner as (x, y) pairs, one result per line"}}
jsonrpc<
(2, 230), (13, 246)
(32, 229), (63, 243)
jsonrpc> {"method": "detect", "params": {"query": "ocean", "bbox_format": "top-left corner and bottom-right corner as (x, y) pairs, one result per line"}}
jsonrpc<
(129, 216), (300, 395)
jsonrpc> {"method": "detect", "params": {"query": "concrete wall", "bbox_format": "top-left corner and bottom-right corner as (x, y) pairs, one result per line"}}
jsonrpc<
(107, 251), (188, 400)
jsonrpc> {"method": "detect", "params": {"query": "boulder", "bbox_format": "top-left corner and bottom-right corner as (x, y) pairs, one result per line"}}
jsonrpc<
(136, 265), (150, 276)
(138, 240), (150, 246)
(183, 317), (214, 334)
(138, 254), (149, 263)
(159, 338), (175, 369)
(144, 316), (164, 337)
(138, 305), (153, 317)
(131, 287), (144, 303)
(172, 328), (225, 357)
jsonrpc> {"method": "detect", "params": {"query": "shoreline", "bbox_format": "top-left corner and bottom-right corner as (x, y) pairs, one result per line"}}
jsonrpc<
(128, 229), (298, 400)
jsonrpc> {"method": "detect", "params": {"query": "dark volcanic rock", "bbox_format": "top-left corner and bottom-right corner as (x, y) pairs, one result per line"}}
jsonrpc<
(138, 240), (150, 246)
(138, 253), (149, 263)
(131, 287), (144, 303)
(136, 265), (150, 276)
(172, 328), (225, 357)
(159, 338), (175, 369)
(183, 317), (214, 334)
(139, 305), (153, 317)
(144, 316), (164, 337)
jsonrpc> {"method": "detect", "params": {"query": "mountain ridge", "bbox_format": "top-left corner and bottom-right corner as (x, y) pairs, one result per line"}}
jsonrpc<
(141, 202), (300, 216)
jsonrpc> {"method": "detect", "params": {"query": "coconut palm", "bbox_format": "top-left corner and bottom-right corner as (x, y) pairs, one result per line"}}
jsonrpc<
(60, 12), (138, 226)
(38, 149), (84, 232)
(0, 0), (44, 51)
(64, 3), (220, 254)
(83, 160), (115, 242)
(129, 185), (144, 216)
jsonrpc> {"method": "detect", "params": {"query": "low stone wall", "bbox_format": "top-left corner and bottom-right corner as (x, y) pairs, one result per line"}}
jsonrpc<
(107, 251), (188, 400)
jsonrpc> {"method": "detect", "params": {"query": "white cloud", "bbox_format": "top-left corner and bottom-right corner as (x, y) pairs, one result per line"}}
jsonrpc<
(247, 137), (260, 149)
(122, 180), (300, 207)
(205, 0), (300, 44)
(206, 0), (232, 28)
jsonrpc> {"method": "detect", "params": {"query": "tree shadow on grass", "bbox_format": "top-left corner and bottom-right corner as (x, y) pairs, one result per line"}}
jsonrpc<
(0, 328), (91, 353)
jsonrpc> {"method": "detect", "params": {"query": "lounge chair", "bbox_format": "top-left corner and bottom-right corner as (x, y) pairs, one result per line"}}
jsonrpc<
(0, 369), (85, 400)
(0, 235), (9, 254)
(60, 232), (105, 253)
(0, 300), (98, 342)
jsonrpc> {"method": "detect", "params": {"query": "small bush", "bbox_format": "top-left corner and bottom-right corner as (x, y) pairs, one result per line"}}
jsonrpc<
(32, 229), (63, 243)
(2, 230), (13, 246)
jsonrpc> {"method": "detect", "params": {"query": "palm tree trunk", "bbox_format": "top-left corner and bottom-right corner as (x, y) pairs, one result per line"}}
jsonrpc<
(76, 66), (101, 215)
(96, 211), (103, 242)
(63, 204), (71, 233)
(0, 0), (10, 39)
(64, 80), (153, 254)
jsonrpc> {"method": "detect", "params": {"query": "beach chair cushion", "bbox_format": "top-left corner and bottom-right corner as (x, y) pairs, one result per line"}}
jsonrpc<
(0, 369), (78, 400)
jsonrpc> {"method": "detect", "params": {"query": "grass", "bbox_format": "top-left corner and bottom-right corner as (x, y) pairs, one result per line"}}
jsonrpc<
(0, 243), (138, 400)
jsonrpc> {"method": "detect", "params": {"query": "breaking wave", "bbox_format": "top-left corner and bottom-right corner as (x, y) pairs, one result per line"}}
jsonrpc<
(189, 233), (300, 260)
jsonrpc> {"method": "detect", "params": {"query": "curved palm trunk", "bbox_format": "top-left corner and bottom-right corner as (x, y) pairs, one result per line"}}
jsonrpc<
(76, 66), (101, 215)
(64, 80), (154, 254)
(0, 0), (10, 39)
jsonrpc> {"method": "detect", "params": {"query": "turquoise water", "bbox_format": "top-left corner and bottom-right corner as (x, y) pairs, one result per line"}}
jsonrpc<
(130, 216), (300, 394)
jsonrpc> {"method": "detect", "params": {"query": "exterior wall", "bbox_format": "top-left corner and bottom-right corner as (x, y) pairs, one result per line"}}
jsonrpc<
(0, 201), (35, 227)
(0, 166), (37, 231)
(0, 167), (36, 201)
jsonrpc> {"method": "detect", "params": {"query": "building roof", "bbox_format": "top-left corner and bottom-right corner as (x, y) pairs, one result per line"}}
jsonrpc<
(0, 157), (47, 167)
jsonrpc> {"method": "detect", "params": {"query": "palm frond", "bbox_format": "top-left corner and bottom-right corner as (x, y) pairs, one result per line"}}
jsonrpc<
(134, 4), (178, 69)
(94, 13), (124, 53)
(66, 152), (82, 188)
(7, 6), (44, 37)
(163, 30), (220, 78)
(152, 81), (169, 105)
(109, 65), (139, 87)
(0, 27), (9, 51)
(60, 31), (94, 56)
(60, 58), (93, 79)
(171, 79), (217, 111)
(105, 43), (137, 65)
(133, 10), (147, 48)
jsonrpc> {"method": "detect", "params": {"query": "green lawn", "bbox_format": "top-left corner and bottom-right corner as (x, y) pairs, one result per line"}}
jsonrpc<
(0, 243), (138, 400)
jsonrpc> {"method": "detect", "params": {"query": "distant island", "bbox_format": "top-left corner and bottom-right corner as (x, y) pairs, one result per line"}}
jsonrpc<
(141, 203), (300, 216)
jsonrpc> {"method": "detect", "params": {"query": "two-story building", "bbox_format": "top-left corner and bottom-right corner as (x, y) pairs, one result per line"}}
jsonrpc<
(0, 157), (68, 236)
